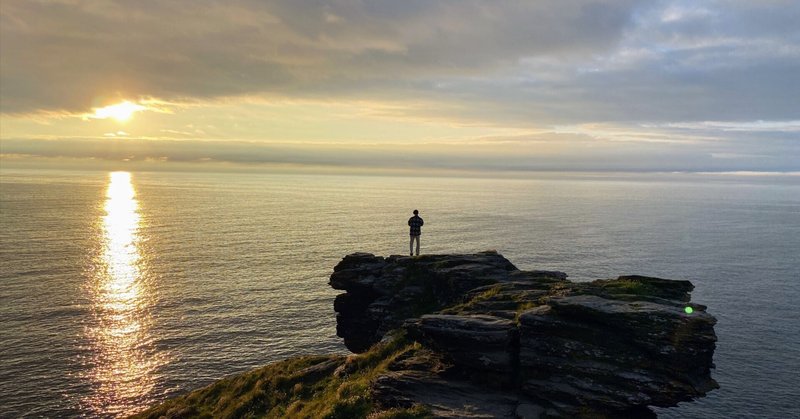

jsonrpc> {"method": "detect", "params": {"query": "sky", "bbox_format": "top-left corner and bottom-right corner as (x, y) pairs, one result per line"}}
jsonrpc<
(1, 0), (798, 173)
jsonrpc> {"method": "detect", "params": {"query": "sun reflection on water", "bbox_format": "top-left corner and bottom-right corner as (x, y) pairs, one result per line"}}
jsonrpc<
(83, 171), (165, 417)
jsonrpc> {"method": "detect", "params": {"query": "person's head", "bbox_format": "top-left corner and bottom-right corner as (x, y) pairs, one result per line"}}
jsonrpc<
(413, 209), (419, 215)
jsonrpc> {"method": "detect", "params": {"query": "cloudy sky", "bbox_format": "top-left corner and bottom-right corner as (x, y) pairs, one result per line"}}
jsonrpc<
(1, 0), (798, 172)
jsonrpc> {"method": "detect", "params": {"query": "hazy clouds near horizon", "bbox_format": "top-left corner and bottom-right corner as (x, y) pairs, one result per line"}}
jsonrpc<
(1, 0), (798, 172)
(4, 133), (799, 173)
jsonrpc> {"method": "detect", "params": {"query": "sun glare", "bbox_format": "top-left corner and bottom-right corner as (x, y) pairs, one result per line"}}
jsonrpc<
(82, 171), (166, 415)
(92, 101), (146, 122)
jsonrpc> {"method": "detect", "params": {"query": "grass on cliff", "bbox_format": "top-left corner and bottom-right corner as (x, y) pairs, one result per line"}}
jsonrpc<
(439, 285), (502, 314)
(592, 278), (663, 297)
(131, 333), (432, 419)
(440, 285), (542, 321)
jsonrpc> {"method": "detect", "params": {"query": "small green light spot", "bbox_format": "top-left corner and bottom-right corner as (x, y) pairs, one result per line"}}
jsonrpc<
(684, 306), (694, 314)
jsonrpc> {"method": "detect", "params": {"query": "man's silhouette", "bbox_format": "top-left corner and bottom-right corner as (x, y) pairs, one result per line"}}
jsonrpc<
(408, 209), (424, 256)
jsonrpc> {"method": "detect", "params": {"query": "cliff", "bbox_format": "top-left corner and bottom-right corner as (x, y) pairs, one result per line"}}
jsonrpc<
(134, 251), (717, 419)
(332, 251), (717, 418)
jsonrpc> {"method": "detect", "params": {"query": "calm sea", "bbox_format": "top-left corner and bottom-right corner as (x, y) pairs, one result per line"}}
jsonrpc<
(1, 168), (798, 418)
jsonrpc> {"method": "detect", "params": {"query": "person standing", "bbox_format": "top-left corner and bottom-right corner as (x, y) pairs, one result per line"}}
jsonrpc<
(408, 209), (424, 256)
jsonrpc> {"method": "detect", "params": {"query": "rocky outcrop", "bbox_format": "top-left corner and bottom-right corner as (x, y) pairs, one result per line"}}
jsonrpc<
(518, 296), (717, 415)
(331, 251), (718, 418)
(330, 252), (522, 352)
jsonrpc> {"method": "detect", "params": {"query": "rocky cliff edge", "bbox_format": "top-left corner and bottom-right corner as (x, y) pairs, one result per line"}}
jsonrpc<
(330, 251), (717, 418)
(133, 251), (717, 419)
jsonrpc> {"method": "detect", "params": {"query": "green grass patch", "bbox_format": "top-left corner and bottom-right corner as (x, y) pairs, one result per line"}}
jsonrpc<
(439, 285), (503, 314)
(593, 279), (661, 296)
(132, 333), (418, 419)
(368, 404), (433, 418)
(514, 301), (537, 322)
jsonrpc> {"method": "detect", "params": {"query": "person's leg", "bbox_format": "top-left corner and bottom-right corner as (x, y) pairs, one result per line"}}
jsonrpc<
(410, 235), (414, 256)
(415, 235), (420, 256)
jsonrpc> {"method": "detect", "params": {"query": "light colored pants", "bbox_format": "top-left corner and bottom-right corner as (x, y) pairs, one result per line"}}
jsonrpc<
(410, 235), (420, 256)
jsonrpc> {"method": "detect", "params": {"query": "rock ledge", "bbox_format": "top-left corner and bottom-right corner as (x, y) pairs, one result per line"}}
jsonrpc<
(331, 251), (717, 418)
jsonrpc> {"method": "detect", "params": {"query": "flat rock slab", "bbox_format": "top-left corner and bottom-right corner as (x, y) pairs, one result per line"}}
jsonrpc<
(373, 369), (544, 418)
(406, 314), (518, 373)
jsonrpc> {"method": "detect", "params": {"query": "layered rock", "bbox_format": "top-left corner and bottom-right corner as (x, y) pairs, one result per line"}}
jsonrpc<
(331, 251), (718, 418)
(518, 296), (717, 414)
(330, 251), (521, 352)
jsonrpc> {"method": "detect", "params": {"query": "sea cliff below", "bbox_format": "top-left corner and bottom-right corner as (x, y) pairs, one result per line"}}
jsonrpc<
(133, 251), (717, 418)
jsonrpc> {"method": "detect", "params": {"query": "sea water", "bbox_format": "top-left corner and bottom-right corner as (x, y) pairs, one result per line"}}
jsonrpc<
(1, 168), (798, 418)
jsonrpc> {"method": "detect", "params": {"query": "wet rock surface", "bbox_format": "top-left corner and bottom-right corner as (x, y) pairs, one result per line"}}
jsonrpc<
(331, 251), (718, 418)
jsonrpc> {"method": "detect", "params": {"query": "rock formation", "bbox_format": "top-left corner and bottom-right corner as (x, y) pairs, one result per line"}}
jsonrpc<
(330, 251), (718, 418)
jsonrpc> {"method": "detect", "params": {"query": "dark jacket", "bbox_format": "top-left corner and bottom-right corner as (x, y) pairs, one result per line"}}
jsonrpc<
(408, 215), (424, 236)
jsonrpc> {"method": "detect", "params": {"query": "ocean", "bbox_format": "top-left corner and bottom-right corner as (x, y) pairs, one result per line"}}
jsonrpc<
(1, 168), (798, 418)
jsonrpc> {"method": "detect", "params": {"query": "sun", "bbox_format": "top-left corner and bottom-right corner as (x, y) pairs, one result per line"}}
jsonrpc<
(91, 101), (146, 122)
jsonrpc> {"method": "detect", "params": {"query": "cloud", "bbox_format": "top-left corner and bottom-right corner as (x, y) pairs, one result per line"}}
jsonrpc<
(1, 0), (642, 115)
(1, 0), (798, 174)
(103, 130), (129, 137)
(396, 0), (800, 125)
(3, 125), (798, 172)
(656, 120), (800, 132)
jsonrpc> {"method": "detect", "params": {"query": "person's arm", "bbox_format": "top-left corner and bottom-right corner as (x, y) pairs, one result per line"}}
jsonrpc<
(408, 217), (412, 226)
(420, 218), (424, 226)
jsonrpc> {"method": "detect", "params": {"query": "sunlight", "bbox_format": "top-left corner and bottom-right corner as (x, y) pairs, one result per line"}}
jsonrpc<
(102, 171), (140, 302)
(83, 171), (166, 416)
(91, 101), (146, 122)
